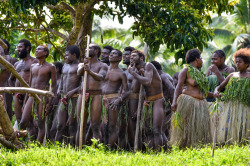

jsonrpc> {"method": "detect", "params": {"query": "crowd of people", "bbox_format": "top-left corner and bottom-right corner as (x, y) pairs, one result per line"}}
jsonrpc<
(0, 38), (249, 151)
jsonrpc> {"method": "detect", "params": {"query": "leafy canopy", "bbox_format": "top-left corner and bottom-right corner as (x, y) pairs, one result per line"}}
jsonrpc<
(2, 0), (237, 62)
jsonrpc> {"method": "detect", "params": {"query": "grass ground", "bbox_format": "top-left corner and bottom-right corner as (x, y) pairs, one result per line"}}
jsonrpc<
(0, 143), (249, 165)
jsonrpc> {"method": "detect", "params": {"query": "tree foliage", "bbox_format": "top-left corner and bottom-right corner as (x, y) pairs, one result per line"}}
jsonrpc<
(0, 0), (237, 62)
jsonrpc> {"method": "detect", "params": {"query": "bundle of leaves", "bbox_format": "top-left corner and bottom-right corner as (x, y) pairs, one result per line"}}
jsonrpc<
(222, 77), (250, 106)
(185, 64), (209, 97)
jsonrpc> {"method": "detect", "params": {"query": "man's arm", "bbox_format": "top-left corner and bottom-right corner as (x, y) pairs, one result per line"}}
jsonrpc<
(109, 72), (130, 110)
(8, 62), (18, 87)
(171, 67), (187, 111)
(162, 75), (175, 103)
(50, 65), (57, 95)
(131, 63), (153, 86)
(87, 63), (108, 81)
(77, 63), (84, 76)
(214, 73), (233, 98)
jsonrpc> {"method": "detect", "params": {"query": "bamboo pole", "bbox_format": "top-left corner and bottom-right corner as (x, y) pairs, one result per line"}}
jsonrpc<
(134, 84), (143, 151)
(134, 44), (148, 151)
(0, 55), (41, 103)
(0, 87), (54, 97)
(79, 35), (90, 150)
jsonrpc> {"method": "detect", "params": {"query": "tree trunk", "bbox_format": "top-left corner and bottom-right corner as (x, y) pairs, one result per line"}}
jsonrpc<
(0, 95), (18, 144)
(75, 12), (93, 62)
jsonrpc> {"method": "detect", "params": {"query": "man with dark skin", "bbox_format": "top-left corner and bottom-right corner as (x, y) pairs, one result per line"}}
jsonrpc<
(19, 45), (57, 143)
(206, 50), (234, 101)
(151, 61), (175, 140)
(100, 45), (113, 66)
(172, 72), (179, 87)
(48, 62), (63, 141)
(9, 39), (39, 125)
(0, 40), (18, 120)
(76, 43), (108, 145)
(118, 46), (139, 149)
(128, 50), (164, 150)
(55, 46), (81, 145)
(102, 49), (130, 149)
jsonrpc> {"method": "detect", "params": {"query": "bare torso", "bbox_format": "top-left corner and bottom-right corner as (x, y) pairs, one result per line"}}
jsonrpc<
(103, 67), (125, 94)
(62, 63), (81, 93)
(15, 57), (38, 87)
(182, 71), (204, 100)
(86, 61), (106, 91)
(143, 63), (162, 97)
(30, 62), (54, 90)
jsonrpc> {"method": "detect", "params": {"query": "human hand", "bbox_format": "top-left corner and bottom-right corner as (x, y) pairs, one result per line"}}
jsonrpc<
(209, 64), (219, 74)
(61, 97), (67, 105)
(128, 65), (136, 76)
(108, 98), (122, 110)
(214, 90), (222, 98)
(171, 102), (177, 112)
(66, 90), (75, 98)
(45, 104), (52, 116)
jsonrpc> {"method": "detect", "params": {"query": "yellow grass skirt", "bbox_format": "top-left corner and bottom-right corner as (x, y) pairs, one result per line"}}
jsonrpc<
(170, 94), (211, 148)
(216, 100), (250, 144)
(208, 101), (224, 143)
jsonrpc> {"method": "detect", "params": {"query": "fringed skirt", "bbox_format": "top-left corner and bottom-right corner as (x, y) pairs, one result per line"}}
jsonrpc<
(216, 100), (250, 144)
(170, 94), (211, 148)
(208, 101), (224, 143)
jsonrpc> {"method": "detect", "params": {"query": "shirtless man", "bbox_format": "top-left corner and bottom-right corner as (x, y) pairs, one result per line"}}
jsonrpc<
(100, 45), (113, 66)
(19, 45), (56, 143)
(128, 50), (164, 150)
(76, 43), (108, 145)
(102, 49), (130, 149)
(0, 40), (18, 120)
(119, 46), (139, 149)
(55, 46), (81, 145)
(9, 39), (39, 125)
(48, 62), (63, 141)
(151, 61), (175, 140)
(206, 50), (234, 101)
(172, 72), (179, 87)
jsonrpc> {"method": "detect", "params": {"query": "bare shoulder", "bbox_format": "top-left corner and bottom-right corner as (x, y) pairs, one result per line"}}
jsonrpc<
(227, 66), (235, 73)
(14, 60), (20, 67)
(47, 62), (56, 69)
(145, 62), (154, 70)
(32, 57), (39, 63)
(99, 61), (108, 70)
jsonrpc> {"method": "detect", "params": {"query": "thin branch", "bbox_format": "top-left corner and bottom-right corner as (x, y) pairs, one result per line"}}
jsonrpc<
(46, 2), (76, 19)
(11, 27), (68, 40)
(0, 87), (54, 97)
(41, 24), (65, 58)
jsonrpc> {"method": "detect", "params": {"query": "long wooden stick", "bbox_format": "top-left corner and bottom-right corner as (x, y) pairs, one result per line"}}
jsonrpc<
(0, 55), (41, 103)
(0, 87), (54, 97)
(134, 84), (144, 151)
(212, 111), (218, 157)
(79, 35), (90, 150)
(134, 44), (148, 151)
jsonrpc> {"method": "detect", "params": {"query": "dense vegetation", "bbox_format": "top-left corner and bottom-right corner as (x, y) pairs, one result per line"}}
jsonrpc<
(1, 143), (249, 165)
